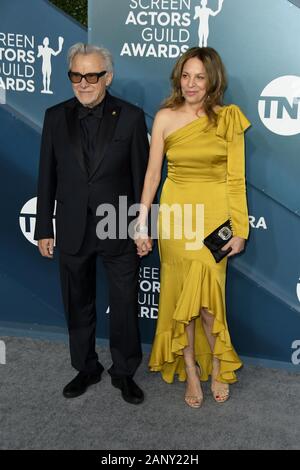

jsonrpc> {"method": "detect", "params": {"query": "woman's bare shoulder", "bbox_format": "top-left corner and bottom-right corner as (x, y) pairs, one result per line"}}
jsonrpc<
(155, 107), (177, 118)
(154, 107), (179, 125)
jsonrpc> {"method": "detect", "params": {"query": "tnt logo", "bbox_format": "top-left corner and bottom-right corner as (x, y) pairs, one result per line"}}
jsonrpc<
(19, 197), (56, 246)
(258, 76), (300, 136)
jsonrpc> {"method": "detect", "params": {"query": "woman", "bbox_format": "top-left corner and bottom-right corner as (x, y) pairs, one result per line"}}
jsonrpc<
(135, 47), (250, 408)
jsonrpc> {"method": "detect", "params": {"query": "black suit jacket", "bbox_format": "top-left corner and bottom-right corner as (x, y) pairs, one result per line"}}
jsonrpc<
(34, 92), (149, 254)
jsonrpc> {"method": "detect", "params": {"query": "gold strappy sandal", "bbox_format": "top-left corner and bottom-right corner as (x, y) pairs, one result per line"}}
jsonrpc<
(184, 364), (203, 409)
(211, 359), (230, 403)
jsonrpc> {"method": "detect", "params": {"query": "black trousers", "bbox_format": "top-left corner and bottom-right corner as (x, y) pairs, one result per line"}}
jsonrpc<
(59, 211), (142, 378)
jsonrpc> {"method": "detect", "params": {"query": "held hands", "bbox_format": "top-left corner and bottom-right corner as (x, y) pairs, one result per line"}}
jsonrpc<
(133, 222), (153, 257)
(135, 234), (153, 257)
(38, 238), (54, 258)
(221, 236), (245, 258)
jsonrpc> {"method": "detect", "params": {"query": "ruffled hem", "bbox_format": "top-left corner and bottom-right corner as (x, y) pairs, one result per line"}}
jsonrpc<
(149, 259), (242, 384)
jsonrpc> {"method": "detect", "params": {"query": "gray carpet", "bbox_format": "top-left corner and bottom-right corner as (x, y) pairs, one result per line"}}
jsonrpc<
(0, 336), (299, 450)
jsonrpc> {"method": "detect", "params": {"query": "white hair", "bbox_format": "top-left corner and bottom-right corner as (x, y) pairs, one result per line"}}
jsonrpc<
(67, 43), (114, 73)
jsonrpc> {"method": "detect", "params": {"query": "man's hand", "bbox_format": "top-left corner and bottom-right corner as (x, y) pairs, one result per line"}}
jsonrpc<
(38, 238), (54, 258)
(135, 235), (153, 257)
(221, 236), (245, 258)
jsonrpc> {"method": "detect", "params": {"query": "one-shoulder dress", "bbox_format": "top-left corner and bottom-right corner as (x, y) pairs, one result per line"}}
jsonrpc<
(149, 105), (251, 384)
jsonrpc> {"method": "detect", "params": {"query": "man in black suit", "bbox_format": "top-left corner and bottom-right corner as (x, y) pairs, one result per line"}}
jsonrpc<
(35, 43), (150, 404)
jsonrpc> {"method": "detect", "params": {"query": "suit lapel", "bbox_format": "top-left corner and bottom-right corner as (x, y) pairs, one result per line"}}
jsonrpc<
(65, 99), (87, 177)
(88, 94), (121, 180)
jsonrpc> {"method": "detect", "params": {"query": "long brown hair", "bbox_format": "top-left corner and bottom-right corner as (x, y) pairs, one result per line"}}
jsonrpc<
(162, 47), (227, 124)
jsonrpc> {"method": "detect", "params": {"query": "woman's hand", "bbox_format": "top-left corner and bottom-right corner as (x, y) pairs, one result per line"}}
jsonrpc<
(221, 236), (245, 258)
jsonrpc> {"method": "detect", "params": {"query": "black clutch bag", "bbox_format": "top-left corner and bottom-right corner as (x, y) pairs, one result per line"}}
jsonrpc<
(203, 220), (233, 263)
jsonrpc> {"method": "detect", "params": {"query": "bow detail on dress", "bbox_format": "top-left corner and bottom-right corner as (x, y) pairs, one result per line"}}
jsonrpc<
(216, 104), (251, 142)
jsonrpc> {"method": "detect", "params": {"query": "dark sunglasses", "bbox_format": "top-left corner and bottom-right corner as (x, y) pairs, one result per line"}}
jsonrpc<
(68, 70), (107, 84)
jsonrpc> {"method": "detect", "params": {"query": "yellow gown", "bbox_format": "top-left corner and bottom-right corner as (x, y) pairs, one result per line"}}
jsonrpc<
(149, 105), (251, 384)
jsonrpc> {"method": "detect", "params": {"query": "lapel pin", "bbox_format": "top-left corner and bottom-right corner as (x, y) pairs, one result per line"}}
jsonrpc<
(112, 111), (117, 116)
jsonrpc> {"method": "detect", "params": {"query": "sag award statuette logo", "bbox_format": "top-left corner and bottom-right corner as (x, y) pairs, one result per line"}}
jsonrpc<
(37, 36), (64, 94)
(194, 0), (224, 47)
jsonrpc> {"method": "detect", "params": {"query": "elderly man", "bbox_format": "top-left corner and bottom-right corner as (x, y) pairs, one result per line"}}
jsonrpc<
(34, 44), (149, 404)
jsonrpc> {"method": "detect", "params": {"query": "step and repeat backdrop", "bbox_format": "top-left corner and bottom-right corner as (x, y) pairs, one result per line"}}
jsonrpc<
(0, 0), (300, 367)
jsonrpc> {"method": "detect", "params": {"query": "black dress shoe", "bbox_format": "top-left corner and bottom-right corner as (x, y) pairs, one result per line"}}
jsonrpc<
(63, 365), (104, 399)
(111, 376), (144, 405)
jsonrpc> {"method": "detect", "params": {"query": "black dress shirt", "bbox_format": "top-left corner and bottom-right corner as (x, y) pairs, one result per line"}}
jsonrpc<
(77, 97), (106, 177)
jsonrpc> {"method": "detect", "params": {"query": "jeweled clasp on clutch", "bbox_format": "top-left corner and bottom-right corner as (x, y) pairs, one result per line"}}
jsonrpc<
(218, 226), (232, 240)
